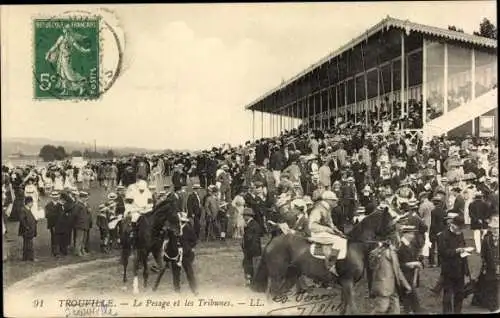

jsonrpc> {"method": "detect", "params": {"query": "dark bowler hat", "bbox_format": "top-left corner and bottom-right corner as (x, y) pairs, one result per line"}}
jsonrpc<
(243, 208), (254, 217)
(24, 196), (34, 205)
(451, 215), (466, 228)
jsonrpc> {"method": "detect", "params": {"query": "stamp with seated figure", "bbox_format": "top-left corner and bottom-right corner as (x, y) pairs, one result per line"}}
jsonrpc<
(33, 18), (100, 100)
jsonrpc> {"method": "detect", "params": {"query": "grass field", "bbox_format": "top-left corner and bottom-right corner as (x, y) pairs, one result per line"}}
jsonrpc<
(2, 181), (493, 315)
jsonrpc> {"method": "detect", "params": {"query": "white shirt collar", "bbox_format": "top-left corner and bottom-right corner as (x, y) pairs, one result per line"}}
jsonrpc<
(401, 237), (411, 246)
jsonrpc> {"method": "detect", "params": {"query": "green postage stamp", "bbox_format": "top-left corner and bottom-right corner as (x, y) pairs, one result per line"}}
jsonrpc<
(33, 18), (100, 100)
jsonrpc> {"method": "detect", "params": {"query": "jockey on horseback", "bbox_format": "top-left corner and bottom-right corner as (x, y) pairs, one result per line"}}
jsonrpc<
(125, 179), (154, 242)
(307, 190), (347, 276)
(394, 178), (416, 210)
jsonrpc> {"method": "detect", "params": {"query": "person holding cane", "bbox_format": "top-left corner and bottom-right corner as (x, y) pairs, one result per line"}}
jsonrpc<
(397, 225), (425, 314)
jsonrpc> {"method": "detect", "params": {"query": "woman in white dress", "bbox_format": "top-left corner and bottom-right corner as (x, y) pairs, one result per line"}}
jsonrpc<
(231, 191), (245, 239)
(81, 166), (93, 190)
(53, 171), (64, 191)
(24, 178), (39, 217)
(150, 165), (162, 195)
(64, 169), (75, 189)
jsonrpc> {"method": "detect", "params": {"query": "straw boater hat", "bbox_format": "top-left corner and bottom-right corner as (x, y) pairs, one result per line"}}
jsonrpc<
(408, 198), (419, 209)
(303, 196), (314, 206)
(117, 185), (125, 191)
(321, 191), (338, 201)
(418, 191), (429, 200)
(107, 192), (118, 200)
(400, 225), (418, 233)
(50, 190), (60, 199)
(192, 183), (201, 189)
(79, 191), (89, 199)
(356, 206), (366, 214)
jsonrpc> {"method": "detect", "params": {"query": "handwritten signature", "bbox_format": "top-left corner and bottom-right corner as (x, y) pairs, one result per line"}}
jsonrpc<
(267, 290), (340, 316)
(271, 290), (337, 304)
(266, 299), (340, 316)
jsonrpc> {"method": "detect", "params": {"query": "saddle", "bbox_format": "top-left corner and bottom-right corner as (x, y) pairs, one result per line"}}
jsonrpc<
(308, 232), (348, 261)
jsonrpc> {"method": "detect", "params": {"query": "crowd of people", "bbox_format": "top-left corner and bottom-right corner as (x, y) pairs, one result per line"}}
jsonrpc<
(2, 122), (499, 313)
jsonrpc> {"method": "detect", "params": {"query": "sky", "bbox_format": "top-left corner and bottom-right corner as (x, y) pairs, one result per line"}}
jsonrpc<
(1, 2), (496, 151)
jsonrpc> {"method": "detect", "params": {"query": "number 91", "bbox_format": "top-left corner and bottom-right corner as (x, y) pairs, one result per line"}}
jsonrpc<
(33, 299), (44, 308)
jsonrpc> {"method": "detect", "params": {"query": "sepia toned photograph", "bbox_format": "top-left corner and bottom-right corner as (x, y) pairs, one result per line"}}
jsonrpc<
(1, 2), (498, 316)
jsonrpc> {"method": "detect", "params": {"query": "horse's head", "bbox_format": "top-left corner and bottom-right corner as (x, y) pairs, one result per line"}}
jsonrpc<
(349, 206), (406, 244)
(152, 197), (181, 239)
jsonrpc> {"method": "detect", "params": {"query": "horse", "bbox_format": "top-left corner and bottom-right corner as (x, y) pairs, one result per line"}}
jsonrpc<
(121, 198), (180, 294)
(151, 220), (198, 294)
(251, 207), (407, 314)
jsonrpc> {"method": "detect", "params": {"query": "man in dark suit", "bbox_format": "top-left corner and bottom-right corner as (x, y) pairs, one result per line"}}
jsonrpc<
(171, 212), (198, 295)
(469, 192), (490, 253)
(397, 225), (425, 314)
(64, 192), (90, 257)
(18, 196), (38, 261)
(402, 198), (428, 253)
(242, 208), (262, 286)
(438, 215), (471, 314)
(45, 191), (63, 256)
(79, 192), (92, 254)
(187, 184), (202, 240)
(172, 164), (187, 190)
(451, 187), (465, 214)
(429, 196), (447, 267)
(54, 194), (73, 256)
(244, 182), (266, 233)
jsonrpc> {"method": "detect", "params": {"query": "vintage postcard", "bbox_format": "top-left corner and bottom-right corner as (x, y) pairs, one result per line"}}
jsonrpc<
(2, 2), (498, 317)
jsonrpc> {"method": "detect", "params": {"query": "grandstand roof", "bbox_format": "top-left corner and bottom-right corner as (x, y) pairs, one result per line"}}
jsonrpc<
(245, 16), (497, 111)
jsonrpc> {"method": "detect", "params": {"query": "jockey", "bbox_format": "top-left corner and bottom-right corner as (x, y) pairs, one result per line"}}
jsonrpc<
(128, 179), (153, 212)
(308, 190), (347, 276)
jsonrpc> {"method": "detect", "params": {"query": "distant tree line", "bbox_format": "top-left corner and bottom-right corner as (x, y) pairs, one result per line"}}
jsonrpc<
(39, 144), (117, 161)
(448, 17), (497, 39)
(39, 145), (68, 161)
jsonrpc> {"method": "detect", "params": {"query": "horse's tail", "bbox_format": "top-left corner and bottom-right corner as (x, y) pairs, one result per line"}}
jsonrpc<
(251, 253), (269, 293)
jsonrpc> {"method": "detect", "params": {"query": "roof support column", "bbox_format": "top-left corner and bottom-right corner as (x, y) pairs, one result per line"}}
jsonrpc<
(252, 110), (255, 141)
(422, 39), (427, 129)
(344, 82), (348, 122)
(365, 73), (369, 127)
(354, 78), (357, 124)
(444, 42), (448, 117)
(335, 85), (338, 128)
(471, 48), (476, 135)
(377, 67), (380, 122)
(327, 87), (331, 130)
(261, 110), (264, 138)
(400, 30), (405, 119)
(391, 61), (394, 121)
(320, 91), (323, 130)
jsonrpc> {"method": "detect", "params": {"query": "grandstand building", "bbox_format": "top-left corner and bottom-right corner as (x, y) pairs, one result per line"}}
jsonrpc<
(245, 16), (497, 141)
